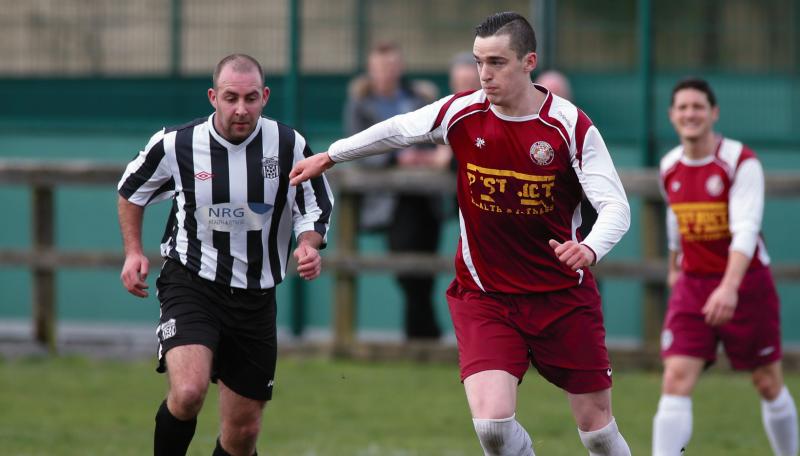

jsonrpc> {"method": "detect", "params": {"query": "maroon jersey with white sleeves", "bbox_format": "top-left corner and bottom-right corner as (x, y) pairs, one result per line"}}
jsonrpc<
(660, 137), (770, 275)
(328, 84), (630, 294)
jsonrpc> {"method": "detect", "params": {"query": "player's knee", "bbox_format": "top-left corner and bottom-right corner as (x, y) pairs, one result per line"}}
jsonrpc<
(662, 366), (696, 395)
(473, 416), (533, 455)
(226, 421), (261, 445)
(170, 382), (209, 416)
(753, 370), (783, 400)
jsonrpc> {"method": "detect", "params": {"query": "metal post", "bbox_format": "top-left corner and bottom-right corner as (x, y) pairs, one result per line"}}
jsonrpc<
(333, 192), (357, 355)
(170, 0), (182, 77)
(355, 0), (368, 73)
(32, 186), (56, 353)
(638, 0), (665, 350)
(285, 0), (307, 337)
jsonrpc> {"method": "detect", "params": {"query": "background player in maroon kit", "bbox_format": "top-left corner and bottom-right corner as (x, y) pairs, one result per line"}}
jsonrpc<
(652, 78), (798, 456)
(290, 12), (631, 455)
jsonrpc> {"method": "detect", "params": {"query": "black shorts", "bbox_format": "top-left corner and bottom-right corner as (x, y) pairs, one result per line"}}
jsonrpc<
(155, 259), (277, 401)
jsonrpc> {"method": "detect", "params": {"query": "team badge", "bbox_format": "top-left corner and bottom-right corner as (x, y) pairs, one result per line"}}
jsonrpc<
(475, 137), (486, 149)
(705, 174), (723, 197)
(660, 329), (673, 350)
(670, 181), (681, 192)
(262, 157), (279, 179)
(529, 141), (554, 166)
(160, 318), (176, 340)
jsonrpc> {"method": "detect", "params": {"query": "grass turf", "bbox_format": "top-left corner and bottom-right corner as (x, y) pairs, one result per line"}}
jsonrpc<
(1, 355), (796, 455)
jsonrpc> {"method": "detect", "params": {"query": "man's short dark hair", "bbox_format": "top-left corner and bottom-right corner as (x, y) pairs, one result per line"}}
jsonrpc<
(671, 77), (717, 107)
(474, 12), (536, 59)
(213, 54), (264, 88)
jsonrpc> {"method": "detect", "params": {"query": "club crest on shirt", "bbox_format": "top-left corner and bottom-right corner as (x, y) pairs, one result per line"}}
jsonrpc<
(529, 141), (554, 166)
(262, 156), (279, 179)
(705, 174), (723, 197)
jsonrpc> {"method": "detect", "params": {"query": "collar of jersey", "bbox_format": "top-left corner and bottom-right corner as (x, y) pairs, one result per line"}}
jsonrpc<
(489, 104), (539, 122)
(679, 151), (715, 167)
(207, 114), (263, 150)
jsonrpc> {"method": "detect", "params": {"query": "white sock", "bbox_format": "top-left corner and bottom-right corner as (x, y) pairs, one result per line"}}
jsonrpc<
(652, 395), (692, 456)
(472, 414), (535, 456)
(762, 386), (799, 456)
(578, 417), (631, 456)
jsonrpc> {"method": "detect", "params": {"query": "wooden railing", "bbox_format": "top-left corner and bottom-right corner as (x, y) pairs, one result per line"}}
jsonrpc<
(1, 160), (800, 355)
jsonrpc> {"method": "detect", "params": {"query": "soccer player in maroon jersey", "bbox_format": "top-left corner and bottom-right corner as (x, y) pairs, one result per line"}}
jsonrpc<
(652, 78), (798, 456)
(291, 12), (631, 455)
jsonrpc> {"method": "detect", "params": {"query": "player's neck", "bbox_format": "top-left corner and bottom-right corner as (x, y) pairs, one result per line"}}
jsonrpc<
(681, 132), (718, 160)
(494, 83), (545, 117)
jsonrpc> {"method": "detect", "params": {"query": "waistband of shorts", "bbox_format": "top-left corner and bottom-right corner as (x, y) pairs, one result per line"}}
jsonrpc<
(163, 257), (275, 297)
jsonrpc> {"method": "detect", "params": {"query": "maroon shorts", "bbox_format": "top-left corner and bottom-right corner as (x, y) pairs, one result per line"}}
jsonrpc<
(661, 267), (782, 370)
(446, 277), (612, 394)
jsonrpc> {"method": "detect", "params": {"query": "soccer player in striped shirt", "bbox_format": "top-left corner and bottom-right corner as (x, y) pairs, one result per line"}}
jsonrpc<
(652, 78), (798, 455)
(118, 54), (333, 456)
(291, 12), (631, 456)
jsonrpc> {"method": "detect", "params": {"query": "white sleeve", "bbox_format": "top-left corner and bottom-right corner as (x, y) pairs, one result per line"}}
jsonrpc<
(729, 158), (763, 258)
(666, 208), (681, 252)
(291, 134), (334, 246)
(328, 96), (451, 162)
(117, 129), (174, 207)
(574, 125), (631, 262)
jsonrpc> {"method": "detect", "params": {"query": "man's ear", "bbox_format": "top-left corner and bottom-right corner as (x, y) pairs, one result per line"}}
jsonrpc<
(208, 88), (217, 109)
(523, 51), (538, 73)
(262, 86), (270, 107)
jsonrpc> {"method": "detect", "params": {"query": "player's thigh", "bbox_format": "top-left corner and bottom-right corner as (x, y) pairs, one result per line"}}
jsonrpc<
(523, 289), (611, 394)
(720, 268), (782, 371)
(661, 274), (718, 362)
(567, 388), (612, 432)
(464, 369), (519, 419)
(446, 281), (530, 382)
(166, 344), (214, 391)
(216, 289), (278, 402)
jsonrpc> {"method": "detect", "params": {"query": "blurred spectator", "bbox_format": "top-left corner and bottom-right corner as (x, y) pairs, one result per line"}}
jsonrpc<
(535, 70), (596, 239)
(448, 51), (482, 94)
(343, 41), (444, 340)
(534, 69), (573, 100)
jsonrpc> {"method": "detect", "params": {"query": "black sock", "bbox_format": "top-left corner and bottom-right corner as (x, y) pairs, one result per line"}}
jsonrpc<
(213, 437), (257, 456)
(154, 399), (197, 456)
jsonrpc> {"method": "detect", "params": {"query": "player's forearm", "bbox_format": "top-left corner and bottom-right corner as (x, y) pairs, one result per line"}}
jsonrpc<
(581, 199), (631, 263)
(719, 250), (750, 291)
(118, 196), (145, 256)
(329, 103), (445, 163)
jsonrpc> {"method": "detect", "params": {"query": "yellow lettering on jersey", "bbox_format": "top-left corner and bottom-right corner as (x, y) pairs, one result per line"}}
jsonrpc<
(671, 201), (730, 242)
(466, 162), (555, 216)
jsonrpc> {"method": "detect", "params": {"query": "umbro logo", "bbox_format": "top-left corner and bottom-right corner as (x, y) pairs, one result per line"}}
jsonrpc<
(195, 171), (214, 181)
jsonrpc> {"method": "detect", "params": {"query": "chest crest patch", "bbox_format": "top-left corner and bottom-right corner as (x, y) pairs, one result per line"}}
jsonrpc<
(705, 174), (723, 197)
(529, 141), (554, 166)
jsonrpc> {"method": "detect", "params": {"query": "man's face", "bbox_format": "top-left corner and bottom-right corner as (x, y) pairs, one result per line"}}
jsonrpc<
(208, 66), (269, 143)
(669, 88), (719, 142)
(450, 64), (481, 93)
(473, 34), (535, 106)
(367, 51), (403, 94)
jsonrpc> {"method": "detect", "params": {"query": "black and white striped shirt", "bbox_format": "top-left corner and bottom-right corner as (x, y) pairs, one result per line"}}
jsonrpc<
(118, 114), (333, 289)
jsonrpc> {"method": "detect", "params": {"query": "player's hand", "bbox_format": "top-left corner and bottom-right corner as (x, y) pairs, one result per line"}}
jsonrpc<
(294, 243), (321, 280)
(120, 253), (150, 298)
(702, 284), (737, 327)
(289, 153), (335, 186)
(548, 239), (595, 270)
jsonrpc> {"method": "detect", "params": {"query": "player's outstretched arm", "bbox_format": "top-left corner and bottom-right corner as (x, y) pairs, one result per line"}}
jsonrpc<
(289, 152), (335, 186)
